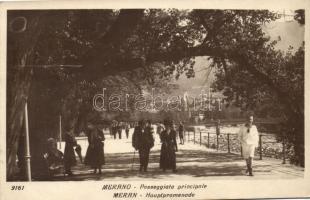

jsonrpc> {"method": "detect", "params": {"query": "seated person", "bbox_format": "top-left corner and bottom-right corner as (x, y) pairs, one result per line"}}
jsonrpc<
(44, 138), (64, 175)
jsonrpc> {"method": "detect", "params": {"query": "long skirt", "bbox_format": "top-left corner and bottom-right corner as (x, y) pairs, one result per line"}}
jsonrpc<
(159, 144), (176, 170)
(84, 142), (105, 168)
(242, 144), (256, 158)
(64, 146), (76, 170)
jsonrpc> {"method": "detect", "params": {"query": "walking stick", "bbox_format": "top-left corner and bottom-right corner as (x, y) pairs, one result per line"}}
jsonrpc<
(131, 150), (136, 170)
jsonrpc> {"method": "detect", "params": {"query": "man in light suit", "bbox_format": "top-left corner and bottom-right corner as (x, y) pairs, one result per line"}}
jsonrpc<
(238, 115), (259, 176)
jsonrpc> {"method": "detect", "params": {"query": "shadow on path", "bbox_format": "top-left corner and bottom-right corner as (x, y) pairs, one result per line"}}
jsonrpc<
(50, 148), (255, 181)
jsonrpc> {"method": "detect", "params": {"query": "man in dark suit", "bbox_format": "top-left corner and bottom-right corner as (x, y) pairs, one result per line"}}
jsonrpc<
(117, 122), (122, 139)
(132, 120), (154, 172)
(178, 121), (184, 145)
(125, 123), (130, 139)
(111, 121), (117, 139)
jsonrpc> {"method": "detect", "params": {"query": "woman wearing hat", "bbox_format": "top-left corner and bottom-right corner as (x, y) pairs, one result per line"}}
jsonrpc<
(159, 119), (178, 173)
(84, 120), (105, 174)
(64, 127), (78, 176)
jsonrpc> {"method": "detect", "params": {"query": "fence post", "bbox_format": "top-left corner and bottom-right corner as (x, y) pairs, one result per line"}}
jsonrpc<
(200, 131), (202, 146)
(240, 146), (243, 157)
(259, 135), (263, 160)
(282, 138), (286, 164)
(227, 133), (230, 153)
(207, 132), (210, 148)
(216, 134), (219, 150)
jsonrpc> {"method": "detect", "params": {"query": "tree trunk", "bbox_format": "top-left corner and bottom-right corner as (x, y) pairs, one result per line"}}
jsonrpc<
(7, 11), (47, 180)
(7, 69), (33, 180)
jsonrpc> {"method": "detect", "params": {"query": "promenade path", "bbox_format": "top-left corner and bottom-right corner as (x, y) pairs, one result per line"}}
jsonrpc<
(52, 129), (303, 181)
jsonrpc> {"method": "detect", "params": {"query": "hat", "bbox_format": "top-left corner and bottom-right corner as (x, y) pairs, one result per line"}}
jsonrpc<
(163, 118), (173, 126)
(138, 120), (146, 126)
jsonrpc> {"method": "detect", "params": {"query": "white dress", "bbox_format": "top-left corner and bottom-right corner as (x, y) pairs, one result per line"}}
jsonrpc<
(238, 125), (259, 158)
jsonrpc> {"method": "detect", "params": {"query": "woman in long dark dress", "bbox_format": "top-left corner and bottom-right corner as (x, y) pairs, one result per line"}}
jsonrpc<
(84, 122), (105, 174)
(160, 119), (178, 173)
(64, 130), (77, 175)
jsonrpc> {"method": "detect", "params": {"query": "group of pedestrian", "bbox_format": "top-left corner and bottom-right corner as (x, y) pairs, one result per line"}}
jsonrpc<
(132, 119), (180, 173)
(45, 120), (105, 176)
(111, 121), (132, 139)
(46, 114), (259, 177)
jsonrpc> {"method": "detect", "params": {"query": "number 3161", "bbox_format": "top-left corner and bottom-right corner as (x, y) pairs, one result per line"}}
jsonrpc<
(11, 186), (24, 190)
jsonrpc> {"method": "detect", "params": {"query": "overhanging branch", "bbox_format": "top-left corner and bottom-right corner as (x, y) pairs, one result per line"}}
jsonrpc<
(82, 9), (145, 69)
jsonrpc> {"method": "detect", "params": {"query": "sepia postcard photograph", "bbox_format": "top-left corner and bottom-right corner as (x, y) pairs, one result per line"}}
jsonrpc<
(0, 0), (309, 199)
